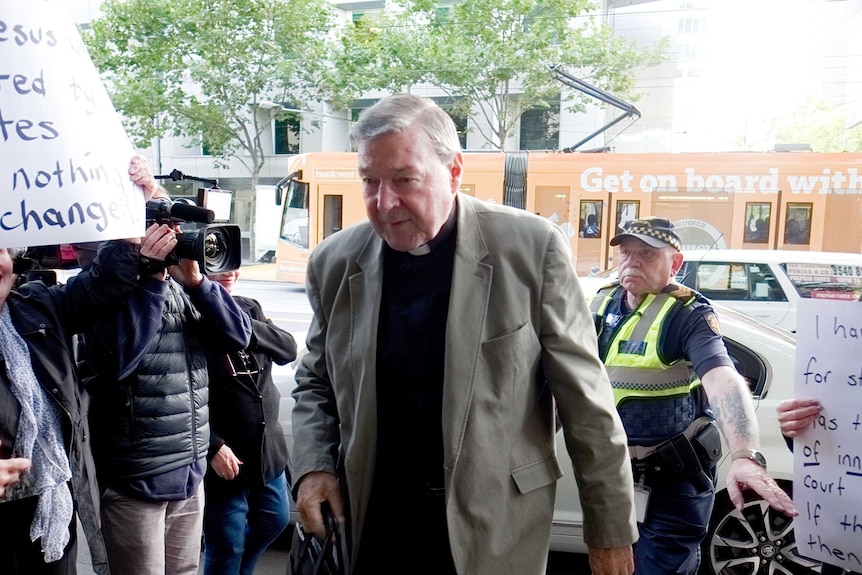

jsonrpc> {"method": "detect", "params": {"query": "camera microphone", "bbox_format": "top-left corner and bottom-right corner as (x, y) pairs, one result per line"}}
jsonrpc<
(167, 202), (215, 224)
(146, 199), (215, 224)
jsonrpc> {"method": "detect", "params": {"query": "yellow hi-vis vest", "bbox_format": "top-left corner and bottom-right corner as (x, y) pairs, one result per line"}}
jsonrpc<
(590, 286), (702, 407)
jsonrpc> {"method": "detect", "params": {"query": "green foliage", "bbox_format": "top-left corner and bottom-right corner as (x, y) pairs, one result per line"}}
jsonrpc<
(85, 0), (335, 168)
(766, 95), (862, 152)
(328, 0), (666, 150)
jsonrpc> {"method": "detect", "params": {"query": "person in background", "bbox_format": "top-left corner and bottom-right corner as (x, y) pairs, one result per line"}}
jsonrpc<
(583, 213), (600, 238)
(588, 216), (797, 574)
(83, 191), (252, 575)
(777, 398), (860, 575)
(203, 268), (297, 575)
(0, 156), (165, 575)
(291, 93), (637, 575)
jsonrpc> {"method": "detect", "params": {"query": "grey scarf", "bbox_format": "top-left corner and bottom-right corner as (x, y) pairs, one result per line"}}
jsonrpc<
(0, 302), (73, 562)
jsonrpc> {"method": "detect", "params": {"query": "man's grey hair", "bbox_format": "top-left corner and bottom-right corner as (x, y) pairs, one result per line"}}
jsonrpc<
(349, 94), (461, 162)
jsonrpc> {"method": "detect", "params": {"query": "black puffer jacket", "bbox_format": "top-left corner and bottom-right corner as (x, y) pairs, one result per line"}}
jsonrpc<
(86, 276), (251, 486)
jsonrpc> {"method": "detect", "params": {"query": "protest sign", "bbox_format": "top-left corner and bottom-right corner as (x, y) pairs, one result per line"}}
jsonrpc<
(0, 0), (145, 248)
(794, 298), (862, 572)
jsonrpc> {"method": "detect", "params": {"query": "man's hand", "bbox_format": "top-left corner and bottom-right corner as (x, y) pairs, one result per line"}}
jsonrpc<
(168, 258), (203, 288)
(587, 545), (634, 575)
(295, 471), (344, 539)
(129, 155), (158, 201)
(725, 459), (797, 516)
(210, 444), (242, 481)
(141, 224), (177, 261)
(777, 398), (822, 438)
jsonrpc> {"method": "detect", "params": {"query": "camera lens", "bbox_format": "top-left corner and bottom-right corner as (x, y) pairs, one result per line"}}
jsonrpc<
(204, 228), (231, 269)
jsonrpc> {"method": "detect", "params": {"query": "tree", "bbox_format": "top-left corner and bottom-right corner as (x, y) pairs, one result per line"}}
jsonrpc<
(327, 0), (665, 150)
(85, 0), (336, 260)
(767, 95), (862, 152)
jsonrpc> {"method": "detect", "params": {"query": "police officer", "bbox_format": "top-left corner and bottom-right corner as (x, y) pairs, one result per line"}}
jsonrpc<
(589, 217), (797, 574)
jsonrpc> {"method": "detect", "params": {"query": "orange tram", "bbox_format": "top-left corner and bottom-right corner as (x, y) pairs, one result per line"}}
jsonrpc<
(275, 151), (862, 282)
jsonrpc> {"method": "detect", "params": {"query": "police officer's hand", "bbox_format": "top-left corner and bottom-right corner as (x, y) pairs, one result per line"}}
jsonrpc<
(587, 545), (634, 575)
(726, 461), (798, 517)
(295, 471), (345, 539)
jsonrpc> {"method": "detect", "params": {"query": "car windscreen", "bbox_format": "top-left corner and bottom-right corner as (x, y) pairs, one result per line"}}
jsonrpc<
(782, 262), (862, 301)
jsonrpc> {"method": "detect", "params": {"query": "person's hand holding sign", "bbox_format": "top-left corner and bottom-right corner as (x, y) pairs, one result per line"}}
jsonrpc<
(129, 155), (158, 202)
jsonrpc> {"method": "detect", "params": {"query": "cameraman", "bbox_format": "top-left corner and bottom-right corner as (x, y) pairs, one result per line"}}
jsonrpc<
(83, 186), (252, 575)
(0, 156), (169, 575)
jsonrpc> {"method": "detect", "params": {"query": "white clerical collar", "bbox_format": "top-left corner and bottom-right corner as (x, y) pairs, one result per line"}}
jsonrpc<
(408, 244), (431, 256)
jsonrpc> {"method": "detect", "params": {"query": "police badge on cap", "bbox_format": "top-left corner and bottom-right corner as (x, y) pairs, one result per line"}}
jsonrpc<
(610, 217), (683, 252)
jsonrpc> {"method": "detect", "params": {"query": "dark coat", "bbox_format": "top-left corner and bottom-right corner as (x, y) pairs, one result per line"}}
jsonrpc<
(205, 295), (297, 496)
(0, 240), (142, 575)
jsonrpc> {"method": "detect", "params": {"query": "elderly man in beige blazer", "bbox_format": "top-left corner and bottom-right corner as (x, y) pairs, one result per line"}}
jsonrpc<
(291, 94), (637, 575)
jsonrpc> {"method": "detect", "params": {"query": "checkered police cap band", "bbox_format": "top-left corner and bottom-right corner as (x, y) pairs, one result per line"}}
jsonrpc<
(610, 217), (682, 252)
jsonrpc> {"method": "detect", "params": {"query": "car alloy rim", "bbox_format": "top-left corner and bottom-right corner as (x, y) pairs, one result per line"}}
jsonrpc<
(708, 498), (821, 574)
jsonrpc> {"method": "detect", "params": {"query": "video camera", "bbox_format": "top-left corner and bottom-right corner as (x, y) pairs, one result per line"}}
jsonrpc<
(146, 198), (241, 275)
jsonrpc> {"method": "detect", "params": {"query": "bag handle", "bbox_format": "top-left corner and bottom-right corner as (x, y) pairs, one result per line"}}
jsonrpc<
(288, 502), (350, 575)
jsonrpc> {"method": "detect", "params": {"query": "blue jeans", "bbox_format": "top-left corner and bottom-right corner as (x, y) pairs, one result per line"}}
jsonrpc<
(203, 471), (290, 575)
(635, 471), (715, 575)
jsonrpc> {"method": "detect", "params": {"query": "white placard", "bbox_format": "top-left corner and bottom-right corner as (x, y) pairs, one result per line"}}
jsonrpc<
(794, 298), (862, 572)
(0, 0), (145, 248)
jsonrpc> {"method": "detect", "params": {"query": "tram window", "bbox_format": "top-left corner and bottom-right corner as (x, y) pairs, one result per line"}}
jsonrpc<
(616, 201), (639, 237)
(784, 203), (812, 245)
(579, 200), (602, 238)
(744, 202), (770, 243)
(323, 195), (343, 239)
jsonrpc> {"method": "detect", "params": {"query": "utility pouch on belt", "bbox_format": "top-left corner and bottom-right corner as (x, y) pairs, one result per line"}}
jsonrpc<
(655, 434), (701, 476)
(691, 419), (722, 468)
(651, 417), (717, 491)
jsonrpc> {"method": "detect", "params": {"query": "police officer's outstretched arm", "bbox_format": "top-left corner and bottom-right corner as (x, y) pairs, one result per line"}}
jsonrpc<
(701, 365), (798, 516)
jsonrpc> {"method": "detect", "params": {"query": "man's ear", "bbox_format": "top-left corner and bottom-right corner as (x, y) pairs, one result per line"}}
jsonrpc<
(449, 152), (464, 192)
(670, 251), (685, 274)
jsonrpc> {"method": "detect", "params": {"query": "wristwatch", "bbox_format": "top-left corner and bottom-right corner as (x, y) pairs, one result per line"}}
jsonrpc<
(732, 449), (767, 470)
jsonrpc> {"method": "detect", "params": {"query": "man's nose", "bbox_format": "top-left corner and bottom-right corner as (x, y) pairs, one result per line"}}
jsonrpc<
(376, 181), (400, 212)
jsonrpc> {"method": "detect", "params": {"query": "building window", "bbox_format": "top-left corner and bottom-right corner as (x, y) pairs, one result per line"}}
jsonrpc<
(520, 100), (560, 150)
(449, 112), (467, 149)
(274, 114), (300, 154)
(352, 10), (382, 25)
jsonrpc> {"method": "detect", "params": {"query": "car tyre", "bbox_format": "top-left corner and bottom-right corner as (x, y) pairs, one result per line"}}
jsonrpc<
(699, 483), (822, 575)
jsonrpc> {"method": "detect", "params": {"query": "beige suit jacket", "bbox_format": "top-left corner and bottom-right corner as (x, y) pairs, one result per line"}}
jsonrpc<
(292, 194), (636, 574)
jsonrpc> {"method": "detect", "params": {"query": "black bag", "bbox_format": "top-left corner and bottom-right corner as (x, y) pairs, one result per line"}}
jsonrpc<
(287, 504), (350, 575)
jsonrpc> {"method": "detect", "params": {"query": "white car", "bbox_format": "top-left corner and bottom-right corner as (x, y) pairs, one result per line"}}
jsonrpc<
(277, 307), (814, 574)
(579, 249), (862, 332)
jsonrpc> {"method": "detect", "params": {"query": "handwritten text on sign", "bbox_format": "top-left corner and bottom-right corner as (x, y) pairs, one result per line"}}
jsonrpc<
(0, 0), (144, 247)
(795, 299), (862, 572)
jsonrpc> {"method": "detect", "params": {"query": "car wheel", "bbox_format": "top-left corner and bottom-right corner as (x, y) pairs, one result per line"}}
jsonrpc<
(700, 484), (822, 575)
